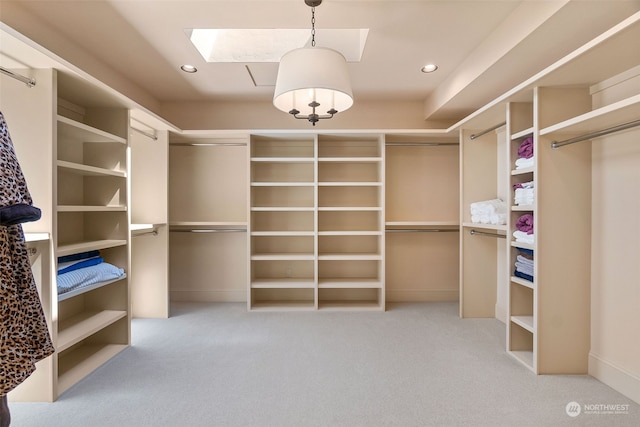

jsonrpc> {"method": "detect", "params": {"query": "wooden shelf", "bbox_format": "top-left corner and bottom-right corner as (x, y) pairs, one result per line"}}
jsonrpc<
(57, 160), (126, 178)
(250, 157), (314, 162)
(508, 350), (535, 371)
(318, 253), (382, 261)
(318, 301), (383, 311)
(318, 182), (382, 187)
(58, 343), (128, 394)
(250, 253), (315, 261)
(58, 275), (127, 302)
(510, 241), (534, 251)
(318, 231), (383, 236)
(251, 207), (314, 212)
(510, 315), (535, 333)
(318, 157), (382, 162)
(461, 222), (507, 231)
(251, 231), (315, 237)
(250, 301), (315, 311)
(511, 276), (536, 290)
(57, 205), (127, 212)
(318, 279), (383, 288)
(251, 279), (315, 288)
(57, 310), (127, 351)
(511, 167), (534, 175)
(511, 128), (534, 140)
(320, 206), (381, 212)
(57, 239), (127, 257)
(511, 205), (534, 211)
(251, 182), (314, 187)
(57, 115), (126, 145)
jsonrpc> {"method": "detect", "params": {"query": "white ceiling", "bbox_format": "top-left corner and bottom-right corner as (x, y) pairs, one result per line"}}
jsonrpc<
(2, 0), (640, 125)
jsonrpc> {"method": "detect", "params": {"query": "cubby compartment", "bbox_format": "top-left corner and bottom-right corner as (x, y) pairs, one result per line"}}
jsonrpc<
(318, 135), (382, 158)
(318, 235), (380, 257)
(318, 260), (381, 283)
(508, 322), (534, 369)
(251, 135), (315, 158)
(318, 186), (380, 208)
(252, 161), (314, 183)
(250, 288), (315, 310)
(251, 185), (314, 209)
(318, 211), (380, 232)
(317, 160), (381, 183)
(318, 288), (382, 310)
(251, 210), (314, 232)
(251, 235), (315, 259)
(251, 260), (315, 284)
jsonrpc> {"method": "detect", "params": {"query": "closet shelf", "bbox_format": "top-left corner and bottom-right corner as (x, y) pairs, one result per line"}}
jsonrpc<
(508, 350), (534, 372)
(57, 205), (127, 212)
(57, 160), (127, 178)
(511, 128), (534, 140)
(389, 221), (459, 227)
(169, 221), (246, 227)
(251, 207), (314, 212)
(318, 279), (383, 288)
(58, 276), (127, 302)
(512, 205), (534, 211)
(461, 222), (507, 231)
(511, 276), (536, 290)
(251, 253), (315, 261)
(251, 182), (314, 187)
(251, 231), (315, 237)
(318, 157), (382, 162)
(318, 301), (383, 311)
(251, 279), (315, 289)
(57, 343), (128, 394)
(57, 239), (127, 257)
(318, 253), (382, 261)
(510, 315), (535, 333)
(510, 241), (534, 251)
(318, 182), (382, 187)
(57, 115), (126, 144)
(539, 93), (640, 137)
(511, 167), (534, 175)
(318, 231), (383, 236)
(250, 301), (315, 311)
(57, 309), (128, 352)
(250, 157), (314, 162)
(319, 206), (381, 212)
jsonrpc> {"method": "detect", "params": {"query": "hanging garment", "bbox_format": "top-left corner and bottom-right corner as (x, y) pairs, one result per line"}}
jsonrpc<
(0, 111), (54, 395)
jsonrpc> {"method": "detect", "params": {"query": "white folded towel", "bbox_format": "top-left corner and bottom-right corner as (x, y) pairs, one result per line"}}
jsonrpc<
(513, 230), (534, 244)
(515, 156), (535, 169)
(470, 199), (507, 225)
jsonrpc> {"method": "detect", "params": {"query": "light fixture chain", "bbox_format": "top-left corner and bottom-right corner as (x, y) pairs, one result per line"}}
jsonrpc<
(311, 6), (316, 47)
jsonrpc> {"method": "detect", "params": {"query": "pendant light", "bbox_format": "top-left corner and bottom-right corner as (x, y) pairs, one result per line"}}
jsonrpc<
(273, 0), (353, 126)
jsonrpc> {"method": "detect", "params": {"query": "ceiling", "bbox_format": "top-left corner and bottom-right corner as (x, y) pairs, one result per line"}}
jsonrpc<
(1, 0), (640, 126)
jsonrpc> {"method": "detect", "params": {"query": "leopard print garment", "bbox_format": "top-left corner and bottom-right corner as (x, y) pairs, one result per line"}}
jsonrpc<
(0, 111), (54, 396)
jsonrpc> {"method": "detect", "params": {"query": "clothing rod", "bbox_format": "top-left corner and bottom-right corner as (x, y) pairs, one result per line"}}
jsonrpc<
(132, 230), (158, 237)
(131, 126), (158, 141)
(470, 229), (506, 239)
(170, 228), (247, 233)
(168, 142), (247, 147)
(385, 142), (459, 147)
(386, 228), (459, 233)
(551, 119), (640, 148)
(0, 66), (36, 87)
(469, 121), (506, 140)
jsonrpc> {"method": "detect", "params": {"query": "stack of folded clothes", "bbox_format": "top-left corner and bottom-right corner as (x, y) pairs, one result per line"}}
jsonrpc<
(513, 180), (534, 206)
(514, 247), (534, 282)
(512, 213), (534, 244)
(470, 198), (507, 225)
(57, 250), (125, 297)
(514, 136), (534, 169)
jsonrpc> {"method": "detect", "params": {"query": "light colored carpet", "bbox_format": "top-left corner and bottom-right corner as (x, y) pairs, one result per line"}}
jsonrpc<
(10, 302), (640, 426)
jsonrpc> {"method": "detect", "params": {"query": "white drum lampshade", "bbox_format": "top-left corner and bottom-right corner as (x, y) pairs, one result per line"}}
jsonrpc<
(273, 47), (353, 118)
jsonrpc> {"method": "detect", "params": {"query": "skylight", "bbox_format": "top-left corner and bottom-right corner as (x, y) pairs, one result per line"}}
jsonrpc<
(186, 28), (368, 63)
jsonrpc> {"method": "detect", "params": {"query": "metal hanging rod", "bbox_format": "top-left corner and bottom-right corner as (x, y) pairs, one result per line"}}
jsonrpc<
(169, 142), (247, 147)
(385, 142), (459, 147)
(386, 228), (459, 233)
(133, 230), (158, 237)
(131, 126), (158, 141)
(470, 229), (506, 239)
(170, 228), (247, 233)
(551, 119), (640, 148)
(470, 121), (507, 140)
(0, 66), (36, 87)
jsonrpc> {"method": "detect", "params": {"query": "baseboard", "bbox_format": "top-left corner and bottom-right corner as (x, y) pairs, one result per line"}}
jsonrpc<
(495, 303), (507, 324)
(589, 352), (640, 405)
(385, 289), (459, 302)
(170, 290), (246, 302)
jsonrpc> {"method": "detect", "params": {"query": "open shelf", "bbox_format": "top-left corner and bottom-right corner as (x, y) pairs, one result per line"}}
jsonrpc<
(57, 160), (126, 178)
(57, 343), (128, 394)
(58, 275), (127, 302)
(57, 115), (126, 145)
(57, 309), (128, 351)
(57, 239), (127, 257)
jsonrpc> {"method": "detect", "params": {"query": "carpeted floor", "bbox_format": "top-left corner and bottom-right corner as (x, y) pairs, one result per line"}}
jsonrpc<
(9, 302), (640, 426)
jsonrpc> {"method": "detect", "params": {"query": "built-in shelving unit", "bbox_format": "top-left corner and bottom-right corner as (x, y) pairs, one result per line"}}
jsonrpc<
(53, 70), (131, 395)
(248, 133), (385, 311)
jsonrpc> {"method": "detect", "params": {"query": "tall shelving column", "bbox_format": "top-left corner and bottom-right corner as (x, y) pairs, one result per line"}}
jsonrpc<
(248, 134), (316, 310)
(54, 70), (131, 396)
(317, 134), (385, 311)
(506, 102), (536, 370)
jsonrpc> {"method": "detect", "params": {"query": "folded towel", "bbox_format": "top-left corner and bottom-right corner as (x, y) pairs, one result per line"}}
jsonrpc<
(517, 136), (534, 159)
(514, 269), (534, 282)
(514, 188), (534, 206)
(516, 214), (534, 234)
(57, 262), (125, 295)
(515, 156), (534, 169)
(513, 180), (534, 190)
(470, 199), (507, 225)
(513, 230), (534, 244)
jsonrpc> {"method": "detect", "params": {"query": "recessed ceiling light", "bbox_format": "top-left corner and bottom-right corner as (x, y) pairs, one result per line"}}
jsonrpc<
(181, 64), (198, 73)
(421, 64), (438, 73)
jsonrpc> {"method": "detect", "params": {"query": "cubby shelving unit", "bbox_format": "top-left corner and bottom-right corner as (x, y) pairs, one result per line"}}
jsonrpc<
(247, 133), (385, 311)
(53, 70), (131, 395)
